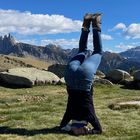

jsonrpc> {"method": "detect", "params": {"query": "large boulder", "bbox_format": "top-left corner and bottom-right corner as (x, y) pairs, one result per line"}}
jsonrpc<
(47, 64), (66, 78)
(94, 78), (114, 86)
(109, 101), (140, 110)
(106, 69), (131, 83)
(133, 70), (140, 81)
(96, 70), (105, 78)
(0, 68), (60, 88)
(57, 77), (65, 85)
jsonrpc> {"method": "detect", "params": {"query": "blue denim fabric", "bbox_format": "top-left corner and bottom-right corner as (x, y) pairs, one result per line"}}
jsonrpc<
(64, 28), (102, 92)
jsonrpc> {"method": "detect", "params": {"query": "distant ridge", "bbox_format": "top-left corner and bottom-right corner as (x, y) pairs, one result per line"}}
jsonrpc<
(0, 34), (140, 73)
(120, 46), (140, 62)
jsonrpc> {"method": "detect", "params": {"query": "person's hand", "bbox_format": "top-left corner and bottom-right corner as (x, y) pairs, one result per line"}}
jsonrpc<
(70, 126), (89, 136)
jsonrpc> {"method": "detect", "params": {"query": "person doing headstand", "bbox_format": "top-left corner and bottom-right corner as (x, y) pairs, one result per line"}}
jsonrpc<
(60, 13), (103, 136)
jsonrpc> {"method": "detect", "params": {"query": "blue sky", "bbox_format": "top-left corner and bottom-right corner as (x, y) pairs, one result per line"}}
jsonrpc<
(0, 0), (140, 52)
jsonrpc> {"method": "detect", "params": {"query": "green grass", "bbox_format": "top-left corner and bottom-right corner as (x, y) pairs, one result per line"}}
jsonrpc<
(0, 85), (140, 140)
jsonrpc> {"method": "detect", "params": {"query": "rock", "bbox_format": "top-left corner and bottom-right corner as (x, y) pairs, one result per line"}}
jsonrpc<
(0, 74), (32, 88)
(0, 68), (60, 87)
(133, 70), (140, 81)
(96, 70), (105, 78)
(122, 80), (140, 89)
(106, 69), (131, 83)
(133, 81), (140, 89)
(94, 78), (114, 86)
(119, 77), (133, 85)
(94, 75), (100, 80)
(109, 101), (140, 110)
(119, 79), (129, 85)
(47, 64), (66, 78)
(119, 101), (140, 105)
(57, 77), (65, 85)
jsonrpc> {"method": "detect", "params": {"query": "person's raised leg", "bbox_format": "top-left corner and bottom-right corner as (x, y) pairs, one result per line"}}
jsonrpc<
(78, 13), (103, 80)
(86, 13), (103, 134)
(66, 13), (93, 71)
(78, 13), (92, 53)
(92, 13), (102, 54)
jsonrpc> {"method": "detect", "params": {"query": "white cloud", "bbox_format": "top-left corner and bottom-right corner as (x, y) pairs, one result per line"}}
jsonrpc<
(115, 43), (135, 50)
(17, 39), (38, 45)
(101, 34), (113, 40)
(110, 22), (140, 39)
(124, 23), (140, 39)
(0, 9), (82, 35)
(114, 23), (126, 30)
(109, 23), (126, 31)
(88, 33), (113, 41)
(41, 38), (79, 49)
(131, 42), (140, 46)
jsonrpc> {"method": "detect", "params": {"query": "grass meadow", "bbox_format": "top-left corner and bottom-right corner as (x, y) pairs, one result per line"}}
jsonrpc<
(0, 84), (140, 140)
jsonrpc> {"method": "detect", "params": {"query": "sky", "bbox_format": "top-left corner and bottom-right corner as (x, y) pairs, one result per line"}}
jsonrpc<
(0, 0), (140, 52)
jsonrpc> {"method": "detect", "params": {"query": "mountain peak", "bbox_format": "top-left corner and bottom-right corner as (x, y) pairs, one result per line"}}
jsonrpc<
(0, 33), (16, 45)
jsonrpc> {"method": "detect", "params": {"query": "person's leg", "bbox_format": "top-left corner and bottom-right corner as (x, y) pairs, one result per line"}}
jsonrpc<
(64, 14), (92, 85)
(93, 28), (102, 55)
(77, 19), (102, 87)
(78, 29), (89, 53)
(69, 13), (102, 66)
(67, 23), (90, 69)
(64, 29), (90, 84)
(66, 29), (90, 72)
(67, 13), (92, 67)
(79, 13), (92, 52)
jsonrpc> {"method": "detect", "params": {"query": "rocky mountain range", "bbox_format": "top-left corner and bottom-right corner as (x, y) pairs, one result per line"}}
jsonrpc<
(0, 34), (69, 64)
(0, 34), (140, 74)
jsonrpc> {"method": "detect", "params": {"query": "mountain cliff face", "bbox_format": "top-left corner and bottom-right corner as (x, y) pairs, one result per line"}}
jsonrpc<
(0, 34), (140, 73)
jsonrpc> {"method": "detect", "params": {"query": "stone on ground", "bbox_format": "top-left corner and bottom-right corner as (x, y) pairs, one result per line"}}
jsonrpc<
(0, 68), (60, 87)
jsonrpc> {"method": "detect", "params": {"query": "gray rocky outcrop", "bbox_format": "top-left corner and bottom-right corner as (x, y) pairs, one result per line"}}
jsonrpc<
(57, 77), (65, 85)
(121, 70), (140, 89)
(106, 69), (131, 83)
(0, 68), (60, 87)
(109, 101), (140, 110)
(96, 70), (105, 78)
(94, 78), (113, 86)
(133, 70), (140, 81)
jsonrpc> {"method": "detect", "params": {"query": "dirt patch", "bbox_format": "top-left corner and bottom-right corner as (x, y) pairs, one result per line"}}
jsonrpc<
(18, 95), (48, 102)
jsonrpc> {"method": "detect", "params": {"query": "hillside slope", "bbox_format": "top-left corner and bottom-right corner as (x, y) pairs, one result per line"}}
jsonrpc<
(0, 54), (51, 72)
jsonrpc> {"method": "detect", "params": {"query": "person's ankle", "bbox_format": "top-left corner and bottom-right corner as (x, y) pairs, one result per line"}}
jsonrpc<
(82, 27), (90, 32)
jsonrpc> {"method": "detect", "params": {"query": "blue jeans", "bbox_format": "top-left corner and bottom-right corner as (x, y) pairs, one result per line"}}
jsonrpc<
(64, 28), (102, 92)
